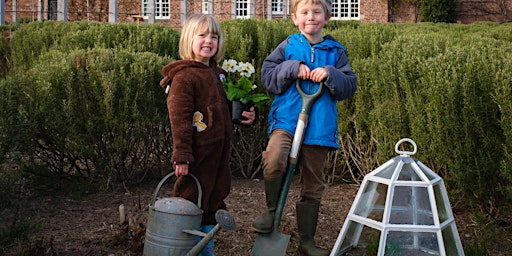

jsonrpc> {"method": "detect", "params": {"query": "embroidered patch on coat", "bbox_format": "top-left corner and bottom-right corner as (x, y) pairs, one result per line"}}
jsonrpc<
(193, 111), (207, 132)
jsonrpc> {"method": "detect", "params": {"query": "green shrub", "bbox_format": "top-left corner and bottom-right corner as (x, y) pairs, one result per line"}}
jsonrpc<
(58, 22), (180, 58)
(5, 48), (171, 188)
(334, 23), (512, 216)
(1, 21), (512, 217)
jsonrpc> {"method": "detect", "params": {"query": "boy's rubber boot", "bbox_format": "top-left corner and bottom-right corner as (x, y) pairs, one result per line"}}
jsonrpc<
(296, 202), (330, 256)
(251, 175), (283, 233)
(198, 225), (215, 256)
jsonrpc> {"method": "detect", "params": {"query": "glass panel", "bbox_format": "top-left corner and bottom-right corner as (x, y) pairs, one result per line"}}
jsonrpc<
(374, 160), (398, 180)
(386, 231), (440, 255)
(350, 0), (359, 18)
(354, 181), (387, 222)
(434, 182), (451, 223)
(343, 223), (382, 255)
(442, 223), (464, 256)
(397, 163), (422, 181)
(236, 0), (249, 18)
(331, 0), (359, 20)
(339, 220), (362, 251)
(271, 0), (283, 14)
(202, 1), (209, 14)
(389, 186), (434, 225)
(156, 0), (170, 19)
(417, 161), (438, 181)
(48, 0), (57, 20)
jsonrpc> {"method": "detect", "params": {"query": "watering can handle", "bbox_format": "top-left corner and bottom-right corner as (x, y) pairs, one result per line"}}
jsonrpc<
(149, 172), (202, 209)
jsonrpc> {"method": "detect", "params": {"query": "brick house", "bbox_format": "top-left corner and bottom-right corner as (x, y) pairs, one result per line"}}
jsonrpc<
(2, 0), (510, 28)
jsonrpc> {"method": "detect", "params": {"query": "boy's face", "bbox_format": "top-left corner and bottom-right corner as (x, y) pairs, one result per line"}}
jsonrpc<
(292, 1), (330, 40)
(192, 32), (219, 65)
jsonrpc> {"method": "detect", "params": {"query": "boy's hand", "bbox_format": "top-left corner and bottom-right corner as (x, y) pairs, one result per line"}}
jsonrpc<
(310, 67), (328, 82)
(298, 64), (311, 80)
(298, 64), (328, 82)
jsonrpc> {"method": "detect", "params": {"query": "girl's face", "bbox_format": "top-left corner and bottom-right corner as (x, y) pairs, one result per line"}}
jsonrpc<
(292, 1), (330, 43)
(192, 32), (219, 65)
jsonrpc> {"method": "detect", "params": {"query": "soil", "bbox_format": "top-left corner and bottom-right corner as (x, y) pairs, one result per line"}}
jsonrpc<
(6, 175), (511, 256)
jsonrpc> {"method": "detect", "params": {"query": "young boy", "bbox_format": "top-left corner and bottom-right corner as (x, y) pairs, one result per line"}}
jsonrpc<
(252, 0), (357, 255)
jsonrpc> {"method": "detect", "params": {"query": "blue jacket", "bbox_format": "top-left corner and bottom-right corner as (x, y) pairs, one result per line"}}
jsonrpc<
(261, 33), (357, 149)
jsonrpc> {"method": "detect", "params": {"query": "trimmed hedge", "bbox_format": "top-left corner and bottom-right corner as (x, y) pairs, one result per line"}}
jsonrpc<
(1, 21), (511, 216)
(2, 47), (171, 188)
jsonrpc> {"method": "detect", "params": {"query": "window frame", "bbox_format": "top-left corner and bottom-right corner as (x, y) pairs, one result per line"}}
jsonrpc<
(142, 0), (170, 20)
(235, 0), (251, 19)
(202, 0), (210, 14)
(330, 0), (360, 21)
(271, 0), (284, 15)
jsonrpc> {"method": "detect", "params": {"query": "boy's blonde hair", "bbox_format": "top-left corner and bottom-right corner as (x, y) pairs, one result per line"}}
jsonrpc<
(291, 0), (332, 16)
(179, 14), (225, 63)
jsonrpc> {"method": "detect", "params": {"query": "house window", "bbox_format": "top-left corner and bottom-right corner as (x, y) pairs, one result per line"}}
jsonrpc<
(236, 0), (250, 18)
(271, 0), (284, 15)
(48, 0), (57, 20)
(142, 0), (170, 19)
(331, 0), (359, 20)
(202, 0), (209, 14)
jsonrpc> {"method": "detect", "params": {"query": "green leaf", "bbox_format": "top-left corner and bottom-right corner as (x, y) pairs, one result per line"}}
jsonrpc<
(236, 76), (254, 92)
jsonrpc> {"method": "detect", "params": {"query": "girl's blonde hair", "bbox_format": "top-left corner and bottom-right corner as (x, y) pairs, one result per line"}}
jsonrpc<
(179, 14), (225, 63)
(291, 0), (332, 16)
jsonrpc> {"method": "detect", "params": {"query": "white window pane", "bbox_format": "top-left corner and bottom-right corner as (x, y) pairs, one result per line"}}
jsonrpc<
(142, 0), (170, 19)
(331, 0), (359, 20)
(236, 0), (250, 18)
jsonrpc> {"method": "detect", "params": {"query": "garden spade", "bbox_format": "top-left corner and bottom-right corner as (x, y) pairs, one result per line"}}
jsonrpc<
(251, 80), (324, 256)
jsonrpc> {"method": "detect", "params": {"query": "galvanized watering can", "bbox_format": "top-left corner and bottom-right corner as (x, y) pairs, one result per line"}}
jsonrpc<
(143, 172), (235, 256)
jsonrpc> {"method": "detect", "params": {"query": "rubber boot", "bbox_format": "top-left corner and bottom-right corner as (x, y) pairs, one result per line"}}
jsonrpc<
(296, 202), (330, 256)
(198, 225), (215, 256)
(251, 176), (283, 233)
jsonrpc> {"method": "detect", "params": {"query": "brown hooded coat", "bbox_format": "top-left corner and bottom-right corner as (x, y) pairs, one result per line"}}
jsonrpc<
(160, 59), (233, 225)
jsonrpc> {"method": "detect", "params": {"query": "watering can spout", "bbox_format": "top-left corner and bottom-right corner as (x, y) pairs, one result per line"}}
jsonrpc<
(185, 210), (236, 256)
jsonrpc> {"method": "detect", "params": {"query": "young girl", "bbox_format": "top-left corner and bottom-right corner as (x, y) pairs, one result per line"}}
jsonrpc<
(159, 14), (255, 255)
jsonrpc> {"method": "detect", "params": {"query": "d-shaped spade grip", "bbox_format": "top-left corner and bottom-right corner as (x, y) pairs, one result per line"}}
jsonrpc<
(296, 80), (324, 114)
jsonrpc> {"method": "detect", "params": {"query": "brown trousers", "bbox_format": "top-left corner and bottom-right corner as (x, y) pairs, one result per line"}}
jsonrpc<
(174, 135), (232, 225)
(262, 129), (328, 203)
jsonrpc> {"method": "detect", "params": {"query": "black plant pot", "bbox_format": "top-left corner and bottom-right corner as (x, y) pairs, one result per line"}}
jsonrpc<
(231, 100), (252, 124)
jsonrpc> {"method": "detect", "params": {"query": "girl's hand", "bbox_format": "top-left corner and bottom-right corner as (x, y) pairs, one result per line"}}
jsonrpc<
(241, 106), (256, 125)
(174, 164), (189, 177)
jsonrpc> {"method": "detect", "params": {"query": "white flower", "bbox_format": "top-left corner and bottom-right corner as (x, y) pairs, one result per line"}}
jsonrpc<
(221, 59), (238, 73)
(238, 62), (255, 77)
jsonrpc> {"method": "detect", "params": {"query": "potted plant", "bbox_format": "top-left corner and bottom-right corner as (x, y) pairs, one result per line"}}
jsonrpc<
(221, 59), (269, 123)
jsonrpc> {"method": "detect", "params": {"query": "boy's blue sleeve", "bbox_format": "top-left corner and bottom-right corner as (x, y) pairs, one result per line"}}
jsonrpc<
(261, 40), (301, 95)
(324, 48), (358, 101)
